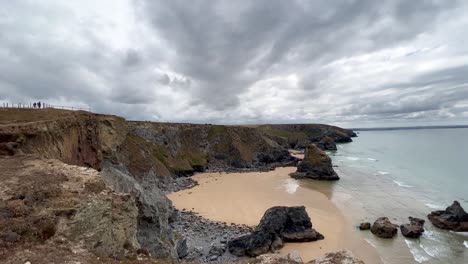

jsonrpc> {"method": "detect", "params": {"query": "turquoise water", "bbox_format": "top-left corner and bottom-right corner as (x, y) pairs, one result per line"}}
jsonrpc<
(328, 128), (468, 264)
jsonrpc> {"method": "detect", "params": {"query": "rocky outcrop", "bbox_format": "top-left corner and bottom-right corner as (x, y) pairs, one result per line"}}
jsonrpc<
(309, 249), (364, 264)
(290, 145), (339, 180)
(228, 206), (323, 257)
(315, 137), (337, 151)
(427, 201), (468, 232)
(100, 164), (177, 259)
(370, 217), (398, 238)
(400, 217), (425, 238)
(257, 124), (356, 149)
(0, 156), (141, 262)
(359, 222), (371, 230)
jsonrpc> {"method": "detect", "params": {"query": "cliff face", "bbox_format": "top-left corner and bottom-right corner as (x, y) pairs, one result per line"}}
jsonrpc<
(0, 109), (109, 170)
(128, 122), (295, 176)
(257, 124), (356, 149)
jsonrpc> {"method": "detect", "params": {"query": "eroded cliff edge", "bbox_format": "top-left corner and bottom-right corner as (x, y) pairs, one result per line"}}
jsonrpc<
(0, 109), (356, 262)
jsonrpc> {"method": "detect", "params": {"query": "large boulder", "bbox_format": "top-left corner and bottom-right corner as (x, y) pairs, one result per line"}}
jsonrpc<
(228, 206), (324, 257)
(315, 137), (337, 151)
(427, 201), (468, 232)
(309, 249), (364, 264)
(370, 217), (398, 239)
(290, 145), (339, 180)
(400, 217), (425, 238)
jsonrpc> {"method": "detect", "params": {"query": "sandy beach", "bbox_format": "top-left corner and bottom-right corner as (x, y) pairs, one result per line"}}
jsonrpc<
(168, 167), (382, 263)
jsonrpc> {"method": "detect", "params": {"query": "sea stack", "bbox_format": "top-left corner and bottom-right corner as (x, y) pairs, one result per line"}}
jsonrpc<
(228, 206), (324, 257)
(315, 136), (337, 151)
(428, 201), (468, 232)
(290, 144), (339, 180)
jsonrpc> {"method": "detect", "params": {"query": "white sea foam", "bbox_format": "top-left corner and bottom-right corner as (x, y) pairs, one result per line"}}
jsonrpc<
(393, 180), (413, 188)
(283, 178), (299, 194)
(364, 238), (377, 248)
(367, 158), (378, 161)
(405, 239), (431, 263)
(346, 156), (360, 161)
(424, 203), (445, 210)
(420, 243), (443, 258)
(377, 171), (389, 175)
(464, 241), (468, 248)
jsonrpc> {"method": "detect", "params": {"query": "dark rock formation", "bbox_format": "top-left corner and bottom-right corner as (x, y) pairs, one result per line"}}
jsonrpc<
(309, 249), (365, 264)
(176, 238), (188, 259)
(290, 145), (339, 180)
(371, 217), (398, 238)
(358, 222), (371, 230)
(228, 206), (323, 257)
(315, 137), (337, 151)
(428, 201), (468, 232)
(400, 217), (425, 238)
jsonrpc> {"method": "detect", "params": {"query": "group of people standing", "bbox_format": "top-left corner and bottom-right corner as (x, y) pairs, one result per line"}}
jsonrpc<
(33, 102), (43, 108)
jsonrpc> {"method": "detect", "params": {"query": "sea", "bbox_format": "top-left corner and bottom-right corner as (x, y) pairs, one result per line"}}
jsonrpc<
(323, 128), (468, 263)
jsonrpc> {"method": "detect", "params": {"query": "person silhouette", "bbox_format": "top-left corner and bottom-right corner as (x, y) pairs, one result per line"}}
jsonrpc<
(33, 102), (37, 108)
(37, 102), (41, 109)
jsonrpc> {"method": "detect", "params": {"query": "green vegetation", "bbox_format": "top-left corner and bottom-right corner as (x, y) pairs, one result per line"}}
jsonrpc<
(207, 125), (228, 139)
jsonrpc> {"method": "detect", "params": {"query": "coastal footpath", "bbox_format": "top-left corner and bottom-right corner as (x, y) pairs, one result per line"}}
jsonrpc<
(0, 108), (357, 263)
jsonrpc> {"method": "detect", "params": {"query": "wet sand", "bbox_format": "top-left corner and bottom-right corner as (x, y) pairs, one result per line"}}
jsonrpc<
(168, 167), (382, 263)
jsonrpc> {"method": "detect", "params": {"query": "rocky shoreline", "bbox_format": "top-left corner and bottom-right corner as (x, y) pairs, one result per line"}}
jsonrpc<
(170, 209), (253, 262)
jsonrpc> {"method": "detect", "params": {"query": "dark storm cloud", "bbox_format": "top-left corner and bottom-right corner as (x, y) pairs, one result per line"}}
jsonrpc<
(137, 0), (461, 111)
(0, 0), (467, 126)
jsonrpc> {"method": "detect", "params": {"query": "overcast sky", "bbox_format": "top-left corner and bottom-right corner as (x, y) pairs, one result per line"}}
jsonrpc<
(1, 0), (468, 127)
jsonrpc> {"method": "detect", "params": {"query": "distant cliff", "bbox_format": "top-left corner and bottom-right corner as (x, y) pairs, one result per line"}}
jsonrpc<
(255, 124), (356, 149)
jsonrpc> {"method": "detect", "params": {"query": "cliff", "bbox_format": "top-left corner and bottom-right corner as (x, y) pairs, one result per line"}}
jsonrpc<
(0, 108), (356, 263)
(256, 124), (356, 149)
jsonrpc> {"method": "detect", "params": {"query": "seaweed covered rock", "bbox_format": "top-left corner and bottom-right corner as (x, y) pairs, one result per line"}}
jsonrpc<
(228, 206), (323, 257)
(290, 145), (339, 180)
(315, 137), (337, 151)
(427, 201), (468, 232)
(400, 217), (425, 238)
(371, 217), (398, 239)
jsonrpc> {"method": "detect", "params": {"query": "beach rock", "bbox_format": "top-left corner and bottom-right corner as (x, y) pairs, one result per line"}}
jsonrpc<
(228, 206), (324, 257)
(207, 244), (226, 261)
(309, 249), (364, 264)
(256, 253), (303, 264)
(176, 238), (188, 259)
(315, 137), (337, 151)
(427, 201), (468, 231)
(400, 217), (425, 238)
(358, 222), (371, 230)
(370, 217), (398, 238)
(290, 145), (339, 181)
